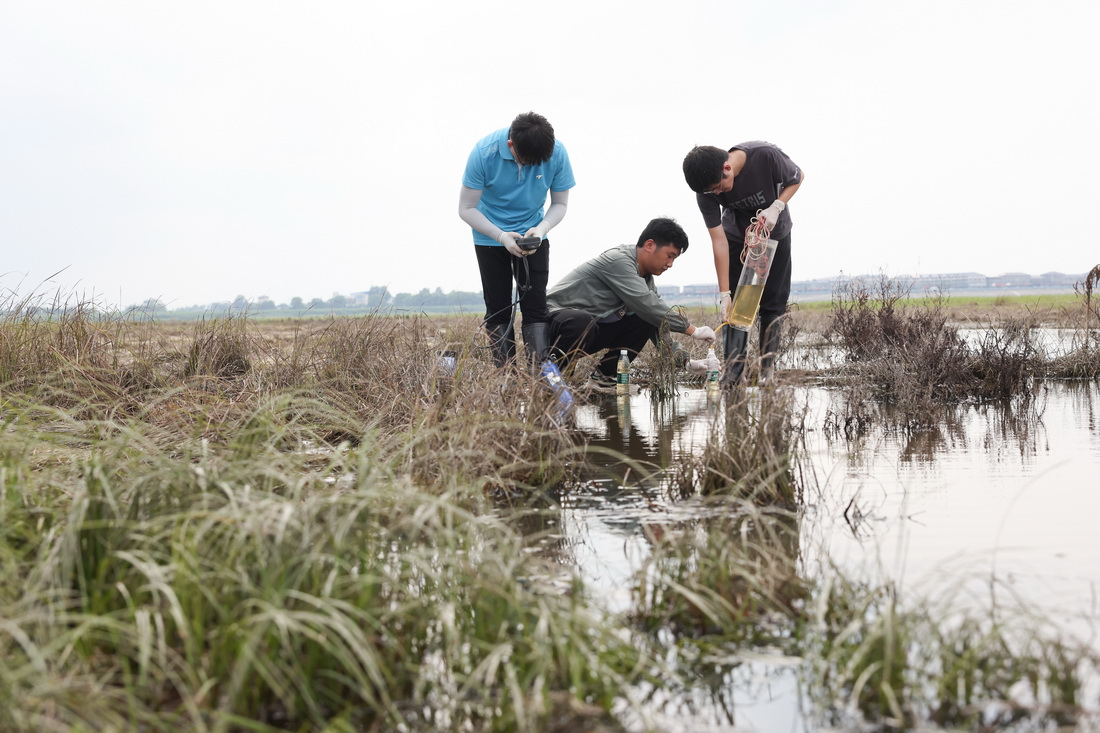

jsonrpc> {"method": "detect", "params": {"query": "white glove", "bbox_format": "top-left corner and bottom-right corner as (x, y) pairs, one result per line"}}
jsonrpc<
(718, 291), (731, 320)
(686, 359), (708, 376)
(759, 199), (785, 233)
(524, 225), (547, 241)
(690, 325), (716, 343)
(498, 231), (526, 257)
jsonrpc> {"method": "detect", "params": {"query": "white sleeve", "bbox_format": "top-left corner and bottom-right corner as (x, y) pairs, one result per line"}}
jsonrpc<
(540, 189), (569, 233)
(458, 185), (507, 241)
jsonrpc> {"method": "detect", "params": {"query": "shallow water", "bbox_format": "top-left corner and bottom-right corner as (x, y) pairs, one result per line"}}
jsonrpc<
(540, 380), (1100, 731)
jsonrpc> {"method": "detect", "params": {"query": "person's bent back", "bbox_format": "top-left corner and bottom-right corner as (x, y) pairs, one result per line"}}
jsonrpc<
(546, 217), (716, 388)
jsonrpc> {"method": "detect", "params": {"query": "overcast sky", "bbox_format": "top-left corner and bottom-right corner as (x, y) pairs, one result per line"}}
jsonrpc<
(2, 0), (1097, 308)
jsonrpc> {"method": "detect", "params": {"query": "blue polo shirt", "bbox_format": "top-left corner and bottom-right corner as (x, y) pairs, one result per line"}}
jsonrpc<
(462, 127), (576, 246)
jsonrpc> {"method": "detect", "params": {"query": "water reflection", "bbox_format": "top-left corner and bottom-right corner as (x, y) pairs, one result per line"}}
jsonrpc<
(507, 380), (1100, 731)
(566, 388), (809, 731)
(573, 390), (716, 463)
(803, 381), (1100, 617)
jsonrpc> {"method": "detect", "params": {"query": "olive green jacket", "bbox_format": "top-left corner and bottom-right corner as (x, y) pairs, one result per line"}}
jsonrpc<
(546, 244), (688, 364)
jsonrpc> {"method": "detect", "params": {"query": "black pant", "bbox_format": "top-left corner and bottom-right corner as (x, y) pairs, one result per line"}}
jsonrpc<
(728, 233), (791, 321)
(547, 309), (656, 378)
(474, 241), (550, 326)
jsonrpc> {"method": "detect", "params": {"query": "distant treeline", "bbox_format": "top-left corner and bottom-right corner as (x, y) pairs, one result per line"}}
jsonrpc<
(125, 267), (1094, 319)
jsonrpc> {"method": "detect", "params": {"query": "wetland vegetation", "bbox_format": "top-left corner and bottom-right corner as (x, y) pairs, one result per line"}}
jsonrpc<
(1, 269), (1098, 731)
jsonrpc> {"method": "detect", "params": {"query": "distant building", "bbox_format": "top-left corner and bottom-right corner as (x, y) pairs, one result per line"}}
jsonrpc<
(656, 284), (681, 298)
(901, 272), (987, 292)
(989, 272), (1037, 288)
(1038, 271), (1086, 287)
(790, 277), (839, 296)
(349, 287), (393, 308)
(681, 283), (717, 297)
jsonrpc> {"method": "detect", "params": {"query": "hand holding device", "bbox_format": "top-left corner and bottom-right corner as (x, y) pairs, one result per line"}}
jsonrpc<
(498, 231), (525, 257)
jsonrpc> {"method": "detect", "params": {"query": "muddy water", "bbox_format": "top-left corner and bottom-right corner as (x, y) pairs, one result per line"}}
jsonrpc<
(800, 383), (1100, 617)
(543, 381), (1100, 732)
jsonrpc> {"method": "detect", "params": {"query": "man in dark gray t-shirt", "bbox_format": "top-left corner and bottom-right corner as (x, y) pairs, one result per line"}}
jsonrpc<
(682, 142), (804, 385)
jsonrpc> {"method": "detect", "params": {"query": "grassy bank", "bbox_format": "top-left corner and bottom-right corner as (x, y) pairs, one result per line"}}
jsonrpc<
(0, 273), (1097, 730)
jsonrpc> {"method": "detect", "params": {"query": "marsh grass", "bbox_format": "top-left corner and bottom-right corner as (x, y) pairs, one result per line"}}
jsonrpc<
(631, 506), (1100, 731)
(182, 315), (254, 379)
(0, 402), (641, 732)
(666, 386), (805, 509)
(0, 297), (651, 730)
(632, 506), (806, 641)
(3, 293), (1097, 731)
(0, 296), (582, 486)
(1049, 264), (1100, 378)
(804, 569), (1100, 730)
(826, 276), (1053, 421)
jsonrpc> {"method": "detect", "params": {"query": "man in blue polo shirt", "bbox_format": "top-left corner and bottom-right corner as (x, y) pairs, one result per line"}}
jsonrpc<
(459, 111), (576, 368)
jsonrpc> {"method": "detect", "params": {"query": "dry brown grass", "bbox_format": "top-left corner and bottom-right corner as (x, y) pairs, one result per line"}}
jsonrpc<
(0, 305), (583, 494)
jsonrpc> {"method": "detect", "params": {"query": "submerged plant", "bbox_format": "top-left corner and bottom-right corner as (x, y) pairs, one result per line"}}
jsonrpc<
(1050, 264), (1100, 378)
(632, 506), (806, 641)
(827, 275), (1049, 415)
(667, 386), (804, 508)
(801, 567), (1100, 731)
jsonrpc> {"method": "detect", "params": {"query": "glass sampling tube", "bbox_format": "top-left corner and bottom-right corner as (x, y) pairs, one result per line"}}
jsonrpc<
(729, 235), (778, 332)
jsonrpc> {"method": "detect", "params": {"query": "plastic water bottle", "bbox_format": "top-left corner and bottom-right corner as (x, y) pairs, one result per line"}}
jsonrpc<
(437, 350), (457, 376)
(540, 361), (574, 421)
(616, 350), (630, 396)
(705, 347), (721, 399)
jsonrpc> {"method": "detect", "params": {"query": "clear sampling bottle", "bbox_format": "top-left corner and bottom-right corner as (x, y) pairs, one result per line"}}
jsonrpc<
(616, 349), (630, 396)
(729, 218), (779, 332)
(705, 347), (721, 398)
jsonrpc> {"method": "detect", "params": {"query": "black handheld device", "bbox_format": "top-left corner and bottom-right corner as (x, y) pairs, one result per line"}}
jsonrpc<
(516, 236), (542, 251)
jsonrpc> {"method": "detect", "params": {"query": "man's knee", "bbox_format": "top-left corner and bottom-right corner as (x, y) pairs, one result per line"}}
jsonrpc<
(549, 310), (597, 353)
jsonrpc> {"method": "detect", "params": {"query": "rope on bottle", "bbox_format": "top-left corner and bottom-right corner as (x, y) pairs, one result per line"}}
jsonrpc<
(740, 212), (772, 272)
(720, 210), (774, 333)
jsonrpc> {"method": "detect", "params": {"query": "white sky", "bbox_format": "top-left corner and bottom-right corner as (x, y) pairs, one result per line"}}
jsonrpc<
(2, 0), (1098, 308)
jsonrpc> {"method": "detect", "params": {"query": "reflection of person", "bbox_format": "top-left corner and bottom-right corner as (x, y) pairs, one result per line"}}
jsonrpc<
(459, 112), (576, 367)
(546, 217), (716, 388)
(682, 142), (804, 384)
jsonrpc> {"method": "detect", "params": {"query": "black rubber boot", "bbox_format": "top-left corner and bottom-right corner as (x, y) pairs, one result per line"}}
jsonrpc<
(721, 325), (749, 387)
(759, 314), (783, 383)
(521, 322), (549, 373)
(486, 322), (516, 367)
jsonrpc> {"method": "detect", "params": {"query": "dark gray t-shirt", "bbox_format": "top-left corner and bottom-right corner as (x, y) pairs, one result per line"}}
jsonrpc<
(695, 141), (802, 245)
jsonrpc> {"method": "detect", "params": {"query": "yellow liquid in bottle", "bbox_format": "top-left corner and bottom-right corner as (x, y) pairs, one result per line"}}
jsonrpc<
(729, 283), (765, 329)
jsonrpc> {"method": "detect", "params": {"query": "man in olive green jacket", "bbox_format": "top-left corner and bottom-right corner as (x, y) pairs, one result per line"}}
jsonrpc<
(546, 217), (716, 385)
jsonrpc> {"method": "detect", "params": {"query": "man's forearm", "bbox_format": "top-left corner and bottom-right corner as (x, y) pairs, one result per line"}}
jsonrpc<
(458, 186), (506, 241)
(538, 189), (569, 233)
(709, 226), (730, 291)
(776, 171), (804, 204)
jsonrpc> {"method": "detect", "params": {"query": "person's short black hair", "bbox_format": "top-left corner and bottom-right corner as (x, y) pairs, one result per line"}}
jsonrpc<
(637, 217), (689, 253)
(682, 145), (728, 193)
(509, 112), (556, 164)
